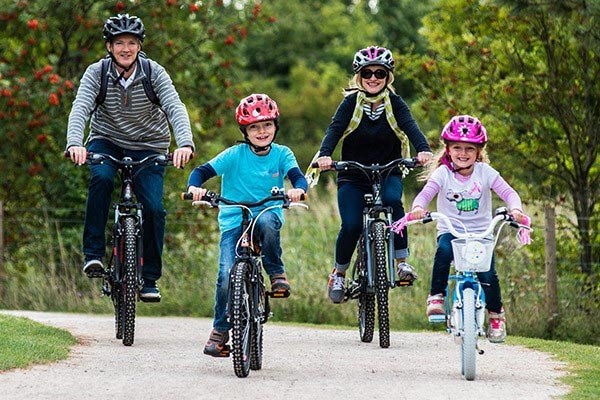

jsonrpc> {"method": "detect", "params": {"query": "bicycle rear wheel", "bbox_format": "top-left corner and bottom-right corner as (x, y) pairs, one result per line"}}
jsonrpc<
(461, 288), (477, 380)
(356, 235), (375, 343)
(230, 261), (252, 378)
(121, 217), (138, 346)
(372, 221), (390, 348)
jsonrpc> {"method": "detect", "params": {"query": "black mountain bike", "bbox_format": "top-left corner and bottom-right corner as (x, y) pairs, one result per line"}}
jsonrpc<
(183, 187), (307, 378)
(72, 152), (172, 346)
(315, 158), (419, 348)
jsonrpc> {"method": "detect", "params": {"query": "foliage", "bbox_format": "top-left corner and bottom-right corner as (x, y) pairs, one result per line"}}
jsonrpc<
(0, 0), (272, 253)
(400, 0), (599, 277)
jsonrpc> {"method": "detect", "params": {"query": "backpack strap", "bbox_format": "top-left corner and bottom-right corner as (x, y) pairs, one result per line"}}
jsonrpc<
(138, 56), (161, 107)
(93, 56), (111, 113)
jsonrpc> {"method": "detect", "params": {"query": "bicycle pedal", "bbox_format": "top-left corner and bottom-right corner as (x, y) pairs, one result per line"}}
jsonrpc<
(140, 296), (161, 303)
(395, 279), (414, 287)
(428, 314), (446, 323)
(268, 289), (290, 298)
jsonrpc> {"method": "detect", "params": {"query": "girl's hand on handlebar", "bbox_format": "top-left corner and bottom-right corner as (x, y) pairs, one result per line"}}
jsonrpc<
(510, 209), (527, 225)
(187, 185), (207, 202)
(315, 156), (333, 171)
(410, 206), (427, 220)
(68, 146), (87, 165)
(287, 188), (305, 202)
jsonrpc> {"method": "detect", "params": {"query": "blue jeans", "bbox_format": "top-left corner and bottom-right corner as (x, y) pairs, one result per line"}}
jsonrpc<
(213, 210), (284, 332)
(431, 233), (502, 313)
(335, 175), (408, 272)
(83, 139), (166, 283)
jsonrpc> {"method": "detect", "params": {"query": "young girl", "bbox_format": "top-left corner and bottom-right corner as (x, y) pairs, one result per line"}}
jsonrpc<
(407, 115), (528, 343)
(187, 94), (307, 357)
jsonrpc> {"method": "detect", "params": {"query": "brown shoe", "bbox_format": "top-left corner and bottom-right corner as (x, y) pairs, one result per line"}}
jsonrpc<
(270, 274), (291, 297)
(203, 329), (230, 357)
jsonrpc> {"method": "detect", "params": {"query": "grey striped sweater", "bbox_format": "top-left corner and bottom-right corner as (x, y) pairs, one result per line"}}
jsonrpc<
(66, 57), (194, 152)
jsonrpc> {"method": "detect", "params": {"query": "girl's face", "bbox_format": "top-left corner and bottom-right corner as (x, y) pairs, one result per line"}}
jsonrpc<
(359, 66), (388, 95)
(245, 120), (276, 151)
(447, 142), (479, 172)
(106, 34), (141, 70)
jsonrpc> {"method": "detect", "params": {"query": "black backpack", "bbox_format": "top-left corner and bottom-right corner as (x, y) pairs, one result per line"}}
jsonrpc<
(94, 52), (160, 112)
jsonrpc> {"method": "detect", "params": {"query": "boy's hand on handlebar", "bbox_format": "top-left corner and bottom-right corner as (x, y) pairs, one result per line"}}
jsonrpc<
(173, 146), (194, 169)
(68, 146), (87, 165)
(187, 186), (207, 202)
(315, 156), (333, 171)
(287, 188), (305, 202)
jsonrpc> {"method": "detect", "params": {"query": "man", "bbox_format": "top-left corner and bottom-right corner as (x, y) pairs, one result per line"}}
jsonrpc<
(66, 14), (194, 301)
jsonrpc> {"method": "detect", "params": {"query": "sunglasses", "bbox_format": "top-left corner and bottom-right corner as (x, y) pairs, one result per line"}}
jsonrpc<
(360, 69), (388, 79)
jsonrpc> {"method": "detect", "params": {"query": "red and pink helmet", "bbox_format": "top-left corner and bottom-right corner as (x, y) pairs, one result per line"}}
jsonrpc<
(235, 93), (280, 126)
(352, 46), (395, 73)
(441, 115), (488, 144)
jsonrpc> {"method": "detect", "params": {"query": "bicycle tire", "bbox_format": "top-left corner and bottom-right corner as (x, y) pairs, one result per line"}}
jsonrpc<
(112, 282), (124, 340)
(356, 235), (375, 343)
(121, 217), (138, 346)
(250, 270), (265, 371)
(461, 288), (477, 380)
(230, 261), (252, 378)
(372, 221), (390, 348)
(112, 225), (125, 340)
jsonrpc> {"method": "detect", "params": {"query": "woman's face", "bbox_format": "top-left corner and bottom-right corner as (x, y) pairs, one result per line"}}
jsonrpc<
(359, 65), (388, 95)
(106, 34), (141, 70)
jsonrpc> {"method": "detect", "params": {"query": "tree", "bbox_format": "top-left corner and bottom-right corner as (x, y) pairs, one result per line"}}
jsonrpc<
(403, 0), (598, 278)
(0, 0), (271, 251)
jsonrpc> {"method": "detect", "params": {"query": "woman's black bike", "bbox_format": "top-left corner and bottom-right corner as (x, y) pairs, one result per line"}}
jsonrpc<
(182, 188), (307, 378)
(313, 158), (419, 348)
(69, 151), (172, 346)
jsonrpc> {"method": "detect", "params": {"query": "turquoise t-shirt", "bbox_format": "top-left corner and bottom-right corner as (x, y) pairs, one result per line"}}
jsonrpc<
(209, 143), (300, 233)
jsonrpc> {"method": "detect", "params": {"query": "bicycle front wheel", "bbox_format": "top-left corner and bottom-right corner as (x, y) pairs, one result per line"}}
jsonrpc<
(121, 217), (138, 347)
(372, 221), (390, 348)
(250, 272), (265, 371)
(461, 288), (477, 380)
(230, 261), (252, 378)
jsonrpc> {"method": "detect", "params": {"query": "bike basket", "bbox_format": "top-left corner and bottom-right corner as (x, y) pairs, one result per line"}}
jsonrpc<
(451, 238), (494, 272)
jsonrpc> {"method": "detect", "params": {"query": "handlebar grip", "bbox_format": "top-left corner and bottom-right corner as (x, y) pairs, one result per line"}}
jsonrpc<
(181, 192), (193, 201)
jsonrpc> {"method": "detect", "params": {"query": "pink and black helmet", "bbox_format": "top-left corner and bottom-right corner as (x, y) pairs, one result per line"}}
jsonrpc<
(352, 46), (395, 73)
(235, 93), (280, 126)
(441, 115), (488, 144)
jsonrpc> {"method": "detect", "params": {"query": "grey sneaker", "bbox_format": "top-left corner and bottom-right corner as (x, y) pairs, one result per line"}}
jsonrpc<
(397, 262), (418, 283)
(140, 281), (161, 302)
(487, 309), (507, 343)
(328, 270), (345, 303)
(82, 258), (105, 278)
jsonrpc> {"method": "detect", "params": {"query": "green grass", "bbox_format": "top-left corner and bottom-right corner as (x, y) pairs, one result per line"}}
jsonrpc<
(0, 314), (77, 371)
(509, 336), (600, 400)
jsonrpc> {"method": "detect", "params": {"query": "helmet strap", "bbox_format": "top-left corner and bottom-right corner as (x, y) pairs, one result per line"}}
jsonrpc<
(108, 52), (139, 85)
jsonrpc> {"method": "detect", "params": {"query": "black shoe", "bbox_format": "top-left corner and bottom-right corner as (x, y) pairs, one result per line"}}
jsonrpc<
(140, 281), (161, 302)
(82, 258), (105, 278)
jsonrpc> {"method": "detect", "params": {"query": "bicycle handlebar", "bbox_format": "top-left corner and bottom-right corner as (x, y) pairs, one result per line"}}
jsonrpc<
(181, 188), (307, 209)
(64, 150), (173, 167)
(310, 157), (420, 172)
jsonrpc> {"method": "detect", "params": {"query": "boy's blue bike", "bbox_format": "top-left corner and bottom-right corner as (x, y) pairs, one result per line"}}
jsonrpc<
(394, 207), (531, 380)
(183, 187), (307, 378)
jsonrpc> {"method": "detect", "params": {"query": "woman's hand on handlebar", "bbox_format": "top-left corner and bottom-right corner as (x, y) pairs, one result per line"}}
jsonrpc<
(68, 146), (87, 165)
(416, 151), (433, 166)
(187, 185), (207, 202)
(287, 188), (305, 202)
(315, 156), (333, 171)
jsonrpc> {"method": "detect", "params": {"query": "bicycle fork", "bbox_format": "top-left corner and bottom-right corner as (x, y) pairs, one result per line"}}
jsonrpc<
(449, 277), (486, 354)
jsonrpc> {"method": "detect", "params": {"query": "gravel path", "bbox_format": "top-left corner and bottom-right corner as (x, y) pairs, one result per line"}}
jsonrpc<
(0, 310), (569, 399)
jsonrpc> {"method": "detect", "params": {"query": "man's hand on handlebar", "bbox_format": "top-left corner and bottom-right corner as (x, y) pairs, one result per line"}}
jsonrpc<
(67, 146), (87, 166)
(172, 146), (194, 169)
(315, 156), (333, 171)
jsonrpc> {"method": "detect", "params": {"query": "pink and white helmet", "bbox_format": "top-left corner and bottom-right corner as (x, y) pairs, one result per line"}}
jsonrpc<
(235, 93), (280, 126)
(352, 46), (395, 73)
(441, 115), (488, 144)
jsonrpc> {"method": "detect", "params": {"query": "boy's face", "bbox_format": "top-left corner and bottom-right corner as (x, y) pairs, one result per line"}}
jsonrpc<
(245, 120), (276, 148)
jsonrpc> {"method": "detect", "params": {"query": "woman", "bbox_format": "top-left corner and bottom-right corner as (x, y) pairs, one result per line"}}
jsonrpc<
(312, 45), (432, 303)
